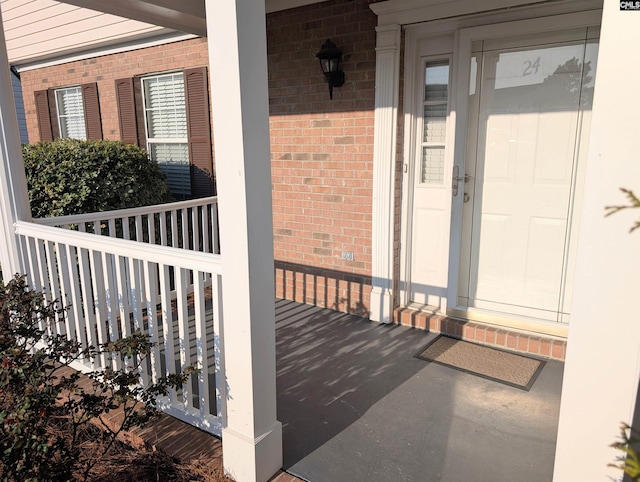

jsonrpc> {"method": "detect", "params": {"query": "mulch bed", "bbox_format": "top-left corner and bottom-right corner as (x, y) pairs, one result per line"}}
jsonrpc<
(1, 409), (233, 482)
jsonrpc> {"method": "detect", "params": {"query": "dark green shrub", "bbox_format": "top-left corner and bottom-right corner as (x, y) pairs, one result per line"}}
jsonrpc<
(22, 139), (173, 218)
(0, 275), (191, 481)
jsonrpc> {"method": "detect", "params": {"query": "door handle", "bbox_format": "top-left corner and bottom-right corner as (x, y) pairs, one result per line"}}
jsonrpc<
(452, 166), (472, 196)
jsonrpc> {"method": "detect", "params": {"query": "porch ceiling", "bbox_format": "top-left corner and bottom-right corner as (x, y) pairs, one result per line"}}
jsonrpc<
(57, 0), (327, 37)
(57, 0), (207, 36)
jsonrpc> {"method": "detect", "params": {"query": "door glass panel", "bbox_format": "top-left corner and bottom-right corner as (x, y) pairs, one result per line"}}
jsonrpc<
(462, 37), (597, 321)
(423, 104), (447, 142)
(425, 63), (449, 100)
(420, 61), (450, 185)
(421, 146), (445, 184)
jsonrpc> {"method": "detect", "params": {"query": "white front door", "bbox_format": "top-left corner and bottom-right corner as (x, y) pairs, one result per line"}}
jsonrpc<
(457, 31), (598, 323)
(407, 56), (454, 310)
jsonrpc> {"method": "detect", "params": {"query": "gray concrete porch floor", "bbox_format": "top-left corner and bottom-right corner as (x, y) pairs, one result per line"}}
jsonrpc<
(276, 299), (564, 482)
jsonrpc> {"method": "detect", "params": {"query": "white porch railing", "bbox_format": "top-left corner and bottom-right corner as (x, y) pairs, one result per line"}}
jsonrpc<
(14, 215), (225, 436)
(34, 197), (220, 254)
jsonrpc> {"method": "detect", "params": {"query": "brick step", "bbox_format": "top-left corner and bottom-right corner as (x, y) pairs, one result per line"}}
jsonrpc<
(394, 307), (566, 361)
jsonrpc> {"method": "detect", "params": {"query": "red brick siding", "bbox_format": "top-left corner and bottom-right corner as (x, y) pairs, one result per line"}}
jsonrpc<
(21, 37), (210, 144)
(268, 0), (377, 315)
(21, 0), (379, 317)
(394, 307), (567, 361)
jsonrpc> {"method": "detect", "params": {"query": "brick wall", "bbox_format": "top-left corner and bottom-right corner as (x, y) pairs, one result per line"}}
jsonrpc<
(20, 0), (380, 317)
(20, 37), (210, 144)
(268, 0), (377, 316)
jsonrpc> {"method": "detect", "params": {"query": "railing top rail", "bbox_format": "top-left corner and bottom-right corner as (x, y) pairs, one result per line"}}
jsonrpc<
(34, 196), (218, 226)
(15, 221), (223, 274)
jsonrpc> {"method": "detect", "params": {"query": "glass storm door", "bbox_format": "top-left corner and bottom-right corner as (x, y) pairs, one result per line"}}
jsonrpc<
(458, 31), (598, 322)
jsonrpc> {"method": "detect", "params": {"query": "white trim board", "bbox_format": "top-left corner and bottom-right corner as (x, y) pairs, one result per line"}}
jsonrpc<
(14, 32), (197, 72)
(369, 24), (401, 323)
(371, 0), (602, 26)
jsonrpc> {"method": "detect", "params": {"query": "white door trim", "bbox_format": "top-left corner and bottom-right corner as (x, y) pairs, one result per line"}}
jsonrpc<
(398, 25), (419, 308)
(369, 24), (401, 323)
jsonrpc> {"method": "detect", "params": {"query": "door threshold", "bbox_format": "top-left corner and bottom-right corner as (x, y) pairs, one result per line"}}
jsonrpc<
(394, 305), (567, 361)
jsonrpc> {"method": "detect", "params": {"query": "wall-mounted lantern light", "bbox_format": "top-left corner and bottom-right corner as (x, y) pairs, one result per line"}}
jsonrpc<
(316, 39), (345, 100)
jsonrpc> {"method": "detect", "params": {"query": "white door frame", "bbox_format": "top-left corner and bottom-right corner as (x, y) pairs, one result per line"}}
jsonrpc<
(399, 9), (602, 336)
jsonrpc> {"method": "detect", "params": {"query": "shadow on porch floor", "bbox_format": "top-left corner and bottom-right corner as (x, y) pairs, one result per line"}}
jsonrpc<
(78, 298), (562, 481)
(276, 299), (564, 482)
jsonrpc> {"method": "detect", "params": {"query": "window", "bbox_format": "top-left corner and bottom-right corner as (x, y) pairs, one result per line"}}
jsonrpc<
(115, 67), (213, 199)
(141, 72), (191, 198)
(34, 83), (102, 142)
(421, 61), (450, 184)
(55, 86), (86, 140)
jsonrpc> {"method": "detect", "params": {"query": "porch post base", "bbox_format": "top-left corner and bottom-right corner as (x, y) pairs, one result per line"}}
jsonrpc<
(369, 286), (393, 324)
(222, 422), (283, 482)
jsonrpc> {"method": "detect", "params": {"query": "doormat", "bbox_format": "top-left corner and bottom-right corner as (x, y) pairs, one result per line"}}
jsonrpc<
(415, 335), (545, 391)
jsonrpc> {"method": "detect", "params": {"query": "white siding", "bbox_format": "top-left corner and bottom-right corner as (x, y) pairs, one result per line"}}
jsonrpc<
(10, 70), (27, 143)
(1, 0), (170, 64)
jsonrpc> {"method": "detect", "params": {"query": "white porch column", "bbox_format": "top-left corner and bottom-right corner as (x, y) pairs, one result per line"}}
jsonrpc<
(0, 8), (30, 278)
(205, 1), (282, 481)
(553, 3), (640, 481)
(369, 24), (401, 324)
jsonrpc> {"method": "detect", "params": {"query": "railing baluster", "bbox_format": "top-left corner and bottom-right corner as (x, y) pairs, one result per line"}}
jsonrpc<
(45, 241), (63, 335)
(55, 242), (75, 340)
(108, 219), (116, 239)
(171, 210), (179, 248)
(123, 216), (130, 241)
(175, 268), (191, 408)
(134, 215), (143, 242)
(127, 254), (149, 386)
(102, 251), (120, 371)
(181, 209), (188, 250)
(78, 247), (97, 369)
(159, 263), (177, 404)
(35, 239), (53, 335)
(24, 237), (40, 291)
(115, 254), (132, 340)
(201, 205), (210, 254)
(35, 238), (49, 297)
(192, 206), (200, 252)
(65, 244), (84, 346)
(212, 274), (225, 420)
(193, 271), (208, 418)
(211, 201), (220, 255)
(160, 211), (168, 247)
(147, 214), (155, 245)
(90, 250), (109, 369)
(144, 260), (161, 383)
(16, 234), (29, 278)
